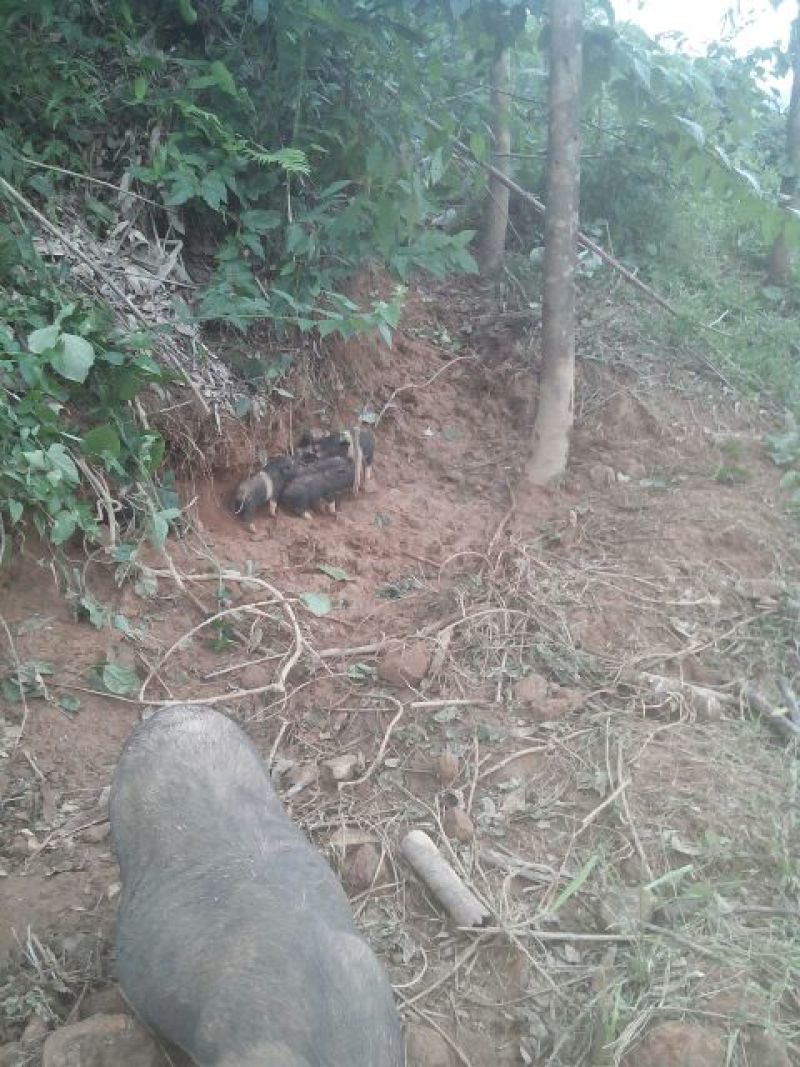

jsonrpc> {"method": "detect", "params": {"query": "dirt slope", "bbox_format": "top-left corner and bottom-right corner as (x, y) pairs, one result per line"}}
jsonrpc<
(1, 275), (798, 1066)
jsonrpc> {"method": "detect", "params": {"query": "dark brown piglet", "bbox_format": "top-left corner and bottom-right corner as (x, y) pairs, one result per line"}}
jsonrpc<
(233, 456), (301, 527)
(110, 705), (403, 1067)
(280, 456), (356, 518)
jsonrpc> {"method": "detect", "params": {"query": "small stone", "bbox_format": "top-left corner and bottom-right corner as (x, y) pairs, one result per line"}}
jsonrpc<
(21, 1015), (49, 1046)
(81, 822), (111, 845)
(42, 1014), (163, 1067)
(513, 673), (548, 706)
(377, 643), (431, 687)
(321, 753), (362, 783)
(588, 463), (617, 489)
(284, 762), (318, 797)
(79, 986), (129, 1020)
(443, 807), (474, 843)
(621, 1022), (726, 1067)
(406, 1023), (454, 1067)
(344, 844), (383, 892)
(436, 752), (459, 787)
(97, 786), (111, 813)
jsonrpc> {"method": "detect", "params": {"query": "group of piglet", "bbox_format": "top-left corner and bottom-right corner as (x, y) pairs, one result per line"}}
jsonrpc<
(234, 424), (376, 528)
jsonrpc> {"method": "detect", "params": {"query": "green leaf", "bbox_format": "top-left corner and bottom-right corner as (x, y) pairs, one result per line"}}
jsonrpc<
(101, 662), (140, 696)
(78, 594), (111, 629)
(28, 325), (59, 354)
(148, 513), (170, 550)
(82, 425), (121, 459)
(346, 662), (374, 681)
(241, 209), (281, 233)
(299, 591), (333, 616)
(7, 500), (23, 523)
(317, 563), (351, 582)
(252, 0), (270, 22)
(210, 61), (236, 96)
(164, 173), (197, 206)
(549, 854), (600, 915)
(58, 694), (81, 713)
(200, 172), (228, 212)
(51, 334), (95, 383)
(133, 75), (147, 102)
(50, 510), (77, 545)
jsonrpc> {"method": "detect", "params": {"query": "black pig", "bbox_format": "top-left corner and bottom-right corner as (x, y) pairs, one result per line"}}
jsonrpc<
(110, 705), (403, 1067)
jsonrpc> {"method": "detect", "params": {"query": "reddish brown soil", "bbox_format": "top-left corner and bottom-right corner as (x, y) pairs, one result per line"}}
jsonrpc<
(1, 275), (798, 1066)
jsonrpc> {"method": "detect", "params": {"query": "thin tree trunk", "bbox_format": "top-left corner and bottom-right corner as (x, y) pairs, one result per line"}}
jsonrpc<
(525, 0), (583, 486)
(768, 3), (800, 287)
(479, 46), (512, 274)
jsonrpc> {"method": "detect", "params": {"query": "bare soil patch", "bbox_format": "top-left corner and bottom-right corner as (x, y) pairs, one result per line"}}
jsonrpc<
(1, 276), (798, 1066)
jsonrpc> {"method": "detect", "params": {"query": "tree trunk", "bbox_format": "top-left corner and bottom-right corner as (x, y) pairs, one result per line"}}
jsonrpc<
(525, 0), (583, 486)
(768, 3), (800, 287)
(479, 46), (512, 274)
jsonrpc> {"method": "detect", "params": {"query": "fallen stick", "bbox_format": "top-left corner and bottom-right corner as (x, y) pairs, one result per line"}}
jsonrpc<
(400, 830), (490, 928)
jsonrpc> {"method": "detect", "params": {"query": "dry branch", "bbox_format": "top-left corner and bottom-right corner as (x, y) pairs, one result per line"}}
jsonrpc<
(400, 830), (490, 928)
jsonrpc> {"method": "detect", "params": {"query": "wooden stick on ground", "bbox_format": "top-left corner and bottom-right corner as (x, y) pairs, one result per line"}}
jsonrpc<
(400, 830), (490, 928)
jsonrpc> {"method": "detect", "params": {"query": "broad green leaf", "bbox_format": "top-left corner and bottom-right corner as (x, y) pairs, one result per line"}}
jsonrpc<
(7, 500), (23, 523)
(200, 172), (228, 212)
(51, 334), (95, 383)
(101, 662), (140, 696)
(299, 592), (332, 616)
(28, 325), (59, 354)
(58, 695), (81, 713)
(83, 424), (121, 459)
(50, 510), (77, 545)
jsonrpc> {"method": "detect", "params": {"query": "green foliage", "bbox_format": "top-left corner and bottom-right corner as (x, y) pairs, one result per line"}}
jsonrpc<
(0, 233), (174, 552)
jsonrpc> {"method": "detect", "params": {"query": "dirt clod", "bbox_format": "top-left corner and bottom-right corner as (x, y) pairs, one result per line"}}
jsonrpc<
(743, 1031), (791, 1067)
(344, 843), (384, 892)
(443, 806), (475, 843)
(622, 1021), (726, 1067)
(42, 1015), (163, 1067)
(406, 1023), (454, 1067)
(436, 752), (460, 787)
(513, 673), (548, 706)
(79, 987), (130, 1020)
(377, 642), (431, 687)
(81, 822), (111, 844)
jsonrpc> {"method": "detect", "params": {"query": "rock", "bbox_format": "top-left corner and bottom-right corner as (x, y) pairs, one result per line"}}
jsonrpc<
(377, 643), (431, 687)
(97, 786), (111, 813)
(81, 822), (110, 845)
(588, 462), (617, 489)
(21, 1014), (49, 1046)
(622, 1022), (726, 1067)
(406, 1023), (453, 1067)
(79, 987), (129, 1020)
(443, 807), (474, 843)
(42, 1014), (163, 1067)
(513, 673), (548, 706)
(0, 1044), (21, 1067)
(344, 844), (383, 892)
(321, 753), (362, 784)
(436, 752), (459, 787)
